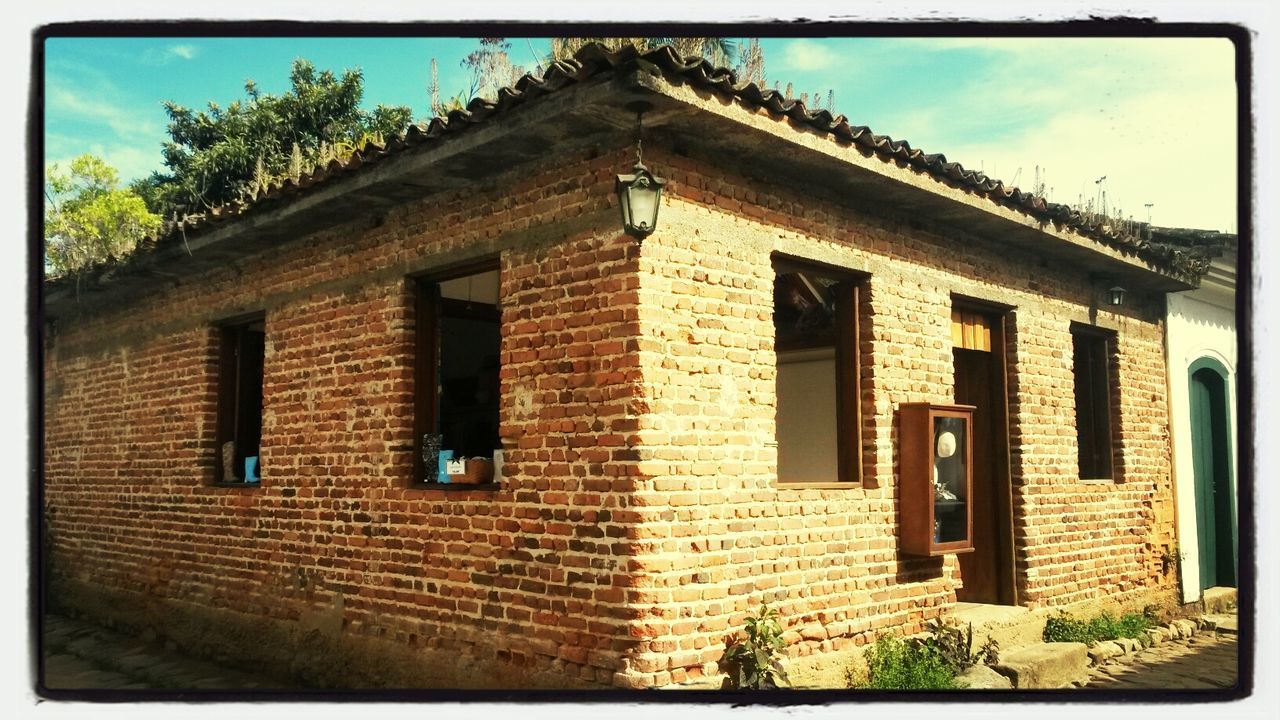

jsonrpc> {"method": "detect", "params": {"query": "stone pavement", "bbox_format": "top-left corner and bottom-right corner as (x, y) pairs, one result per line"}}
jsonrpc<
(1082, 625), (1238, 690)
(39, 608), (1241, 694)
(41, 611), (295, 692)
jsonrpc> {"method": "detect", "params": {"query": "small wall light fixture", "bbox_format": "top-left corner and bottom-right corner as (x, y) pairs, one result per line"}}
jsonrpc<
(615, 101), (665, 240)
(1108, 285), (1127, 307)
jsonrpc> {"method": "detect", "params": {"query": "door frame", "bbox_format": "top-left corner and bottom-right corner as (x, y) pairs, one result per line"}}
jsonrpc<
(1188, 356), (1237, 590)
(951, 296), (1017, 606)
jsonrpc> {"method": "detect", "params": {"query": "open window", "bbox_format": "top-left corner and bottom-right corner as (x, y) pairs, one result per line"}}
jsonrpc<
(414, 263), (502, 486)
(216, 314), (265, 484)
(1071, 325), (1117, 480)
(773, 258), (863, 484)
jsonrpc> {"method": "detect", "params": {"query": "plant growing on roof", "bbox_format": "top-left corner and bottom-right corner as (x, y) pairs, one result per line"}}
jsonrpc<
(548, 37), (739, 68)
(719, 604), (790, 689)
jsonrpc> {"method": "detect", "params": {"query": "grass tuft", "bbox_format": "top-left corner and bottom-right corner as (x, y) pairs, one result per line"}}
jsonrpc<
(1043, 611), (1153, 646)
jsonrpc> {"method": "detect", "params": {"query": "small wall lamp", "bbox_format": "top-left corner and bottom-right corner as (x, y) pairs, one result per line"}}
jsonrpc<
(615, 102), (665, 240)
(1093, 274), (1127, 308)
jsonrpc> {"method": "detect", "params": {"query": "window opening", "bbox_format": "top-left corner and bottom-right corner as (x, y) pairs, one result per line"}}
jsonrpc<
(1072, 327), (1116, 480)
(217, 315), (265, 483)
(773, 260), (861, 484)
(416, 265), (501, 485)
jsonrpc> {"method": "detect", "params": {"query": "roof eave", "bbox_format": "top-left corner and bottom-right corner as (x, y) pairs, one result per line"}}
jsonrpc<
(629, 68), (1197, 293)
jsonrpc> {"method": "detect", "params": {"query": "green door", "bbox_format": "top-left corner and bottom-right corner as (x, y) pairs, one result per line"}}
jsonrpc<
(1189, 361), (1236, 590)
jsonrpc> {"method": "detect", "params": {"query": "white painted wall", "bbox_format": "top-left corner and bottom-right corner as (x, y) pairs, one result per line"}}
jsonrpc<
(1166, 251), (1238, 603)
(777, 348), (838, 483)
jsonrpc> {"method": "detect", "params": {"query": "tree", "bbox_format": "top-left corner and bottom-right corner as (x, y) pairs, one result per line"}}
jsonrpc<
(44, 154), (162, 276)
(139, 59), (413, 216)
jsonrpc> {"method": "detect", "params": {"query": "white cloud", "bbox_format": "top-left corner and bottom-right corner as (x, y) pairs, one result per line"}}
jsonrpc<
(780, 39), (838, 71)
(46, 87), (161, 142)
(140, 43), (201, 65)
(46, 136), (165, 183)
(939, 84), (1237, 232)
(873, 37), (1239, 232)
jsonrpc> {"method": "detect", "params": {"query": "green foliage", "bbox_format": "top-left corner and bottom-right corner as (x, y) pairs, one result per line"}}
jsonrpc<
(856, 620), (998, 690)
(1042, 615), (1094, 645)
(862, 634), (961, 690)
(1043, 611), (1153, 646)
(719, 604), (789, 689)
(44, 154), (162, 276)
(143, 58), (412, 216)
(921, 620), (999, 672)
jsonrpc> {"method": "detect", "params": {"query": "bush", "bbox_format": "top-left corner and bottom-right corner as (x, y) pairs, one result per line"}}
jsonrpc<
(1044, 611), (1153, 646)
(863, 634), (961, 690)
(921, 619), (999, 672)
(1043, 614), (1094, 644)
(857, 621), (998, 690)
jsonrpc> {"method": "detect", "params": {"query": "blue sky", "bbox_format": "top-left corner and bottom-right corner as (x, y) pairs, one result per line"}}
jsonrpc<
(44, 35), (1238, 231)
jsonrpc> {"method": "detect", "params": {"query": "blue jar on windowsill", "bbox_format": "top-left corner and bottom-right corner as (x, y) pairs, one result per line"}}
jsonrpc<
(437, 450), (453, 484)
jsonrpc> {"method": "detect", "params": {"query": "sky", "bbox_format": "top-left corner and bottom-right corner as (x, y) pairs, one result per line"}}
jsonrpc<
(43, 34), (1239, 233)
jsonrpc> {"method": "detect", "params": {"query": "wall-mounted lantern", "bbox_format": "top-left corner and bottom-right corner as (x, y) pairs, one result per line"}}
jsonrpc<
(1108, 285), (1127, 307)
(615, 102), (665, 240)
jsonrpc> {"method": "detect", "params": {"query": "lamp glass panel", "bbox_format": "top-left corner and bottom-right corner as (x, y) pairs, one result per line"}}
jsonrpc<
(628, 185), (658, 232)
(619, 188), (635, 230)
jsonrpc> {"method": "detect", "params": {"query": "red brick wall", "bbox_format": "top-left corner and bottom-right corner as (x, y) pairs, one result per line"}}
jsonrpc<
(605, 148), (1177, 687)
(44, 146), (652, 688)
(43, 140), (1178, 689)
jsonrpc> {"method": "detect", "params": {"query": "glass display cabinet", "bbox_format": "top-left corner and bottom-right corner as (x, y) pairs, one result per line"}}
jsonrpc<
(900, 403), (975, 556)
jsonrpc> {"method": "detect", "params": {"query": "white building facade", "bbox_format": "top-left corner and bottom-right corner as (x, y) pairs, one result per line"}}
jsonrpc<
(1164, 231), (1238, 604)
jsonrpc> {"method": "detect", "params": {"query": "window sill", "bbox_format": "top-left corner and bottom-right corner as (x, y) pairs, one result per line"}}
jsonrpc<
(211, 480), (262, 489)
(1079, 478), (1116, 485)
(774, 482), (863, 490)
(407, 483), (501, 493)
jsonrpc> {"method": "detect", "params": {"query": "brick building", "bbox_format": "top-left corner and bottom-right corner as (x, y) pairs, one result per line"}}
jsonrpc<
(41, 45), (1213, 689)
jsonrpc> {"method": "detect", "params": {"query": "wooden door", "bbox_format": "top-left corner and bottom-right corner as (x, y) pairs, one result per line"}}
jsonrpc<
(1191, 365), (1236, 589)
(951, 308), (1015, 605)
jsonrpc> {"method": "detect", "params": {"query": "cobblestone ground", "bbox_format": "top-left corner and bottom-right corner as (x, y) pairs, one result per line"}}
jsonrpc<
(1083, 631), (1239, 690)
(40, 610), (1240, 694)
(41, 611), (295, 692)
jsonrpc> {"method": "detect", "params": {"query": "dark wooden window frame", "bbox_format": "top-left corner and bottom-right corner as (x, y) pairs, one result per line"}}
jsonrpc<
(899, 402), (977, 556)
(412, 259), (502, 489)
(772, 256), (867, 486)
(215, 312), (266, 486)
(1071, 323), (1118, 481)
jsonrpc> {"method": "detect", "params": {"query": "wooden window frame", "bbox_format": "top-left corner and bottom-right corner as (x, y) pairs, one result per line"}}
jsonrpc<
(215, 312), (266, 485)
(1071, 324), (1117, 481)
(412, 259), (502, 488)
(772, 256), (866, 486)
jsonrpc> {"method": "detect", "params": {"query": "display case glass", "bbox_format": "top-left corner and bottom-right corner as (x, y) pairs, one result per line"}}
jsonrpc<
(900, 403), (975, 556)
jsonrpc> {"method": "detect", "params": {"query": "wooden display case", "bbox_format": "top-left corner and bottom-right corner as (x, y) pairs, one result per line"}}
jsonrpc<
(900, 403), (975, 556)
